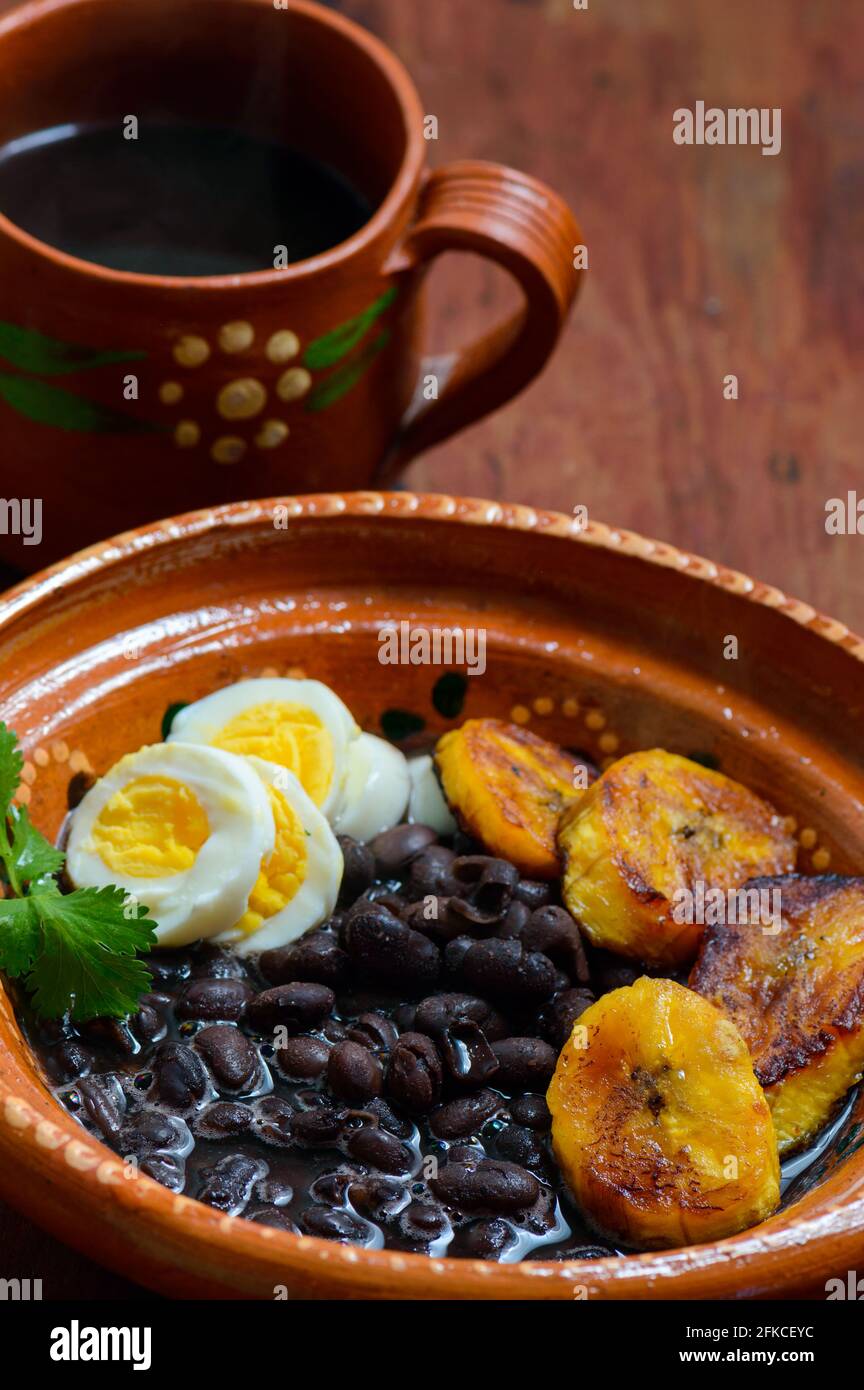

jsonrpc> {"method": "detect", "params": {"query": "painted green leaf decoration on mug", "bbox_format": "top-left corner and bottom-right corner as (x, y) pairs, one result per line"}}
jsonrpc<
(305, 330), (391, 413)
(0, 322), (146, 376)
(302, 286), (398, 371)
(0, 374), (162, 434)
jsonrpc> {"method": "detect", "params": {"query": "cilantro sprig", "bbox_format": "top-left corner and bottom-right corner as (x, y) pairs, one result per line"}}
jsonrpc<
(0, 725), (155, 1020)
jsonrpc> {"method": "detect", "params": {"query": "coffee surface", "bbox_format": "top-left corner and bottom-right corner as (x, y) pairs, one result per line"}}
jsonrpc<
(0, 121), (373, 275)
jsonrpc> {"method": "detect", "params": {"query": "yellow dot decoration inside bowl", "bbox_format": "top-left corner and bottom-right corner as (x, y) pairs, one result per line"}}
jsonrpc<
(267, 330), (301, 364)
(254, 420), (290, 450)
(212, 436), (247, 465)
(276, 367), (312, 402)
(173, 335), (210, 368)
(218, 321), (254, 353)
(174, 421), (201, 448)
(217, 378), (267, 421)
(159, 381), (183, 405)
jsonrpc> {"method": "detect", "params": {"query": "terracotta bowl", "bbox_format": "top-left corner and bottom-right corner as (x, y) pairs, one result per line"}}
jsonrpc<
(1, 491), (864, 1300)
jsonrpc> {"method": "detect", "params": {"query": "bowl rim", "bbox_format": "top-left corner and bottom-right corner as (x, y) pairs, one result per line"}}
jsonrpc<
(2, 488), (864, 1300)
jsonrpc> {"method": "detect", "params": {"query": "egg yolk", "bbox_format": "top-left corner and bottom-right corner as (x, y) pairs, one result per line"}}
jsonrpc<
(235, 785), (308, 936)
(210, 701), (333, 807)
(90, 775), (209, 878)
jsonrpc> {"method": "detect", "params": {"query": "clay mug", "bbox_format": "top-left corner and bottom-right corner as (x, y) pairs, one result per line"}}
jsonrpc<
(0, 0), (582, 570)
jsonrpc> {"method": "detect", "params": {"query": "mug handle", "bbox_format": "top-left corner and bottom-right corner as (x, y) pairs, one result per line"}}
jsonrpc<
(378, 160), (583, 480)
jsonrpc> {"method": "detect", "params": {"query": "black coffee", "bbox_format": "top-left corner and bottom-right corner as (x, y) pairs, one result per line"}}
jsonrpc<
(0, 121), (373, 276)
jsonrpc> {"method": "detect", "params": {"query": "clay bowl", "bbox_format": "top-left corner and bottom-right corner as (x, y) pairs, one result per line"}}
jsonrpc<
(1, 491), (864, 1299)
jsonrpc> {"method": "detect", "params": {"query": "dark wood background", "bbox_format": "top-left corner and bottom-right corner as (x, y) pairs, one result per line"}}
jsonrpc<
(1, 0), (863, 1297)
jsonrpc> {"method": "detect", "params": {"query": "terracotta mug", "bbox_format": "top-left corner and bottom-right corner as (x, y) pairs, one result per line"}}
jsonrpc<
(0, 0), (582, 571)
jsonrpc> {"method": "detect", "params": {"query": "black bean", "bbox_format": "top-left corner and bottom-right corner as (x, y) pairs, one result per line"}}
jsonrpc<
(443, 935), (475, 975)
(393, 1002), (417, 1032)
(249, 1208), (298, 1233)
(363, 1096), (413, 1139)
(277, 1036), (330, 1081)
(244, 982), (335, 1035)
(414, 993), (509, 1044)
(446, 896), (501, 931)
(440, 1019), (500, 1087)
(398, 1201), (450, 1244)
(176, 977), (253, 1022)
(347, 1012), (398, 1053)
(189, 944), (249, 980)
(50, 1039), (93, 1083)
(495, 1123), (549, 1176)
(292, 1105), (345, 1147)
(67, 768), (96, 809)
(145, 950), (192, 987)
(299, 1207), (370, 1242)
(430, 1090), (502, 1140)
(310, 1170), (356, 1205)
(402, 896), (469, 945)
(195, 1102), (254, 1138)
(452, 855), (520, 920)
(152, 1042), (210, 1109)
(336, 834), (376, 902)
(431, 1158), (540, 1213)
(386, 1032), (443, 1113)
(523, 906), (590, 983)
(536, 987), (595, 1049)
(490, 1037), (557, 1091)
(258, 933), (349, 989)
(497, 899), (531, 939)
(253, 1096), (296, 1147)
(140, 1154), (185, 1191)
(593, 952), (641, 994)
(458, 1218), (517, 1259)
(197, 1153), (266, 1214)
(119, 1110), (190, 1157)
(514, 879), (553, 910)
(343, 1124), (414, 1175)
(327, 1040), (383, 1103)
(370, 823), (438, 877)
(348, 1175), (406, 1219)
(405, 845), (458, 900)
(521, 1182), (558, 1234)
(79, 1016), (138, 1056)
(195, 1024), (259, 1091)
(321, 1020), (348, 1044)
(344, 906), (440, 993)
(509, 1094), (551, 1131)
(459, 939), (558, 1005)
(130, 1003), (165, 1046)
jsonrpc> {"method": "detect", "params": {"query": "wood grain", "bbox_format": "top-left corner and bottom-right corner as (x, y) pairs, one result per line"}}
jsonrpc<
(0, 0), (862, 1296)
(332, 0), (864, 628)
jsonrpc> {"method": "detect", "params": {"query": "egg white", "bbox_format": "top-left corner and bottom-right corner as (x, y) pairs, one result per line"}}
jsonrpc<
(407, 755), (458, 835)
(66, 742), (275, 948)
(168, 678), (357, 820)
(333, 733), (411, 842)
(217, 756), (343, 954)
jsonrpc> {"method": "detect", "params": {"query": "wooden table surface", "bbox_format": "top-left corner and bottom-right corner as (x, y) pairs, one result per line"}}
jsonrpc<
(1, 0), (863, 1297)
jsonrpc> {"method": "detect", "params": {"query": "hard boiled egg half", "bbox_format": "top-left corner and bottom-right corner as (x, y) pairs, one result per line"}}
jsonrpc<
(217, 756), (342, 954)
(168, 678), (357, 819)
(66, 743), (275, 947)
(66, 741), (343, 952)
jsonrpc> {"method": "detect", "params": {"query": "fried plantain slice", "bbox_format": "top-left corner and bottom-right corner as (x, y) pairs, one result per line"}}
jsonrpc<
(434, 719), (590, 878)
(691, 874), (864, 1155)
(547, 976), (780, 1249)
(558, 749), (796, 967)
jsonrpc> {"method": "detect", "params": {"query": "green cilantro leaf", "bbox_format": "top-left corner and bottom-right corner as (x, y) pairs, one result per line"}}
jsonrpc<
(0, 723), (23, 816)
(0, 725), (158, 1020)
(0, 894), (43, 976)
(26, 886), (156, 1021)
(8, 805), (65, 885)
